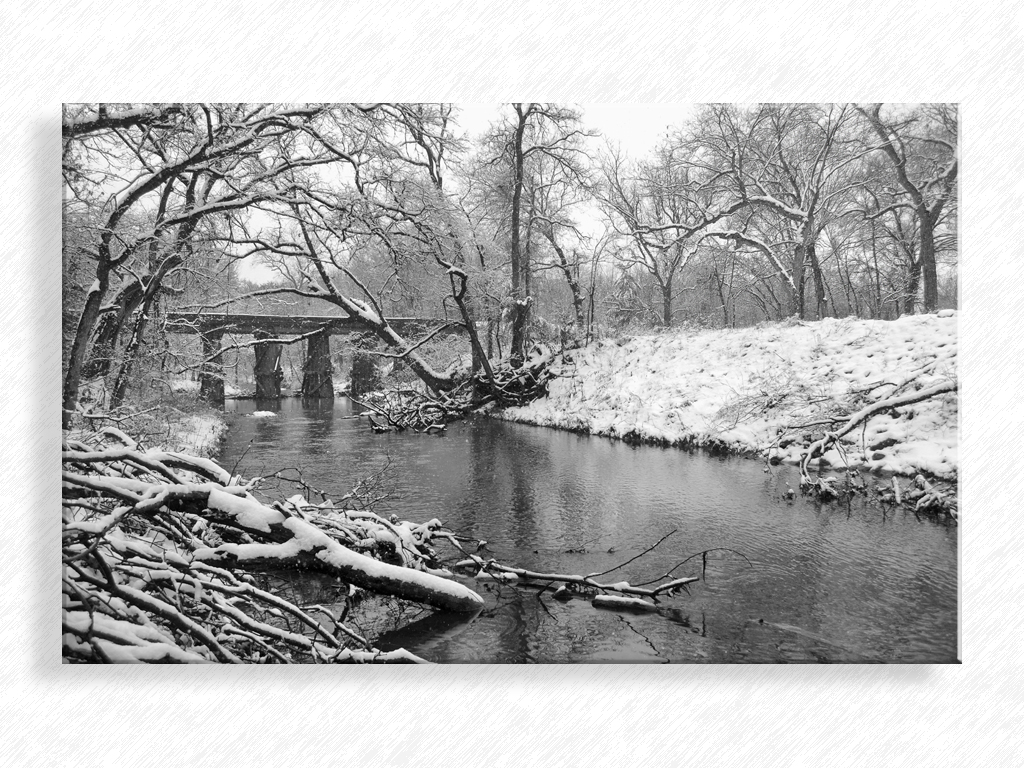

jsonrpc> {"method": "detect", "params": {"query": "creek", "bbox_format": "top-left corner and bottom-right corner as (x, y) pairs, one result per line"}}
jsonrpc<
(219, 397), (959, 663)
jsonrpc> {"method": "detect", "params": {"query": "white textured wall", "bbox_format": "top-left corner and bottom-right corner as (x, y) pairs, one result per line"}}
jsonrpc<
(5, 3), (1020, 765)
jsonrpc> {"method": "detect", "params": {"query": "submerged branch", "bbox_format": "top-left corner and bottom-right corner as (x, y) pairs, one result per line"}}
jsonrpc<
(454, 554), (701, 600)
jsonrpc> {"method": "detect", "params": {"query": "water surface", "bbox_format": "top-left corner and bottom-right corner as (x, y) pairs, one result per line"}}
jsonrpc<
(220, 397), (959, 663)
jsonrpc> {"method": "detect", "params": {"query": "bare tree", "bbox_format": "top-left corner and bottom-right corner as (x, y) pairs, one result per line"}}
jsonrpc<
(527, 138), (597, 335)
(210, 104), (504, 395)
(684, 104), (866, 319)
(599, 141), (741, 326)
(482, 103), (592, 363)
(855, 103), (958, 313)
(61, 103), (337, 427)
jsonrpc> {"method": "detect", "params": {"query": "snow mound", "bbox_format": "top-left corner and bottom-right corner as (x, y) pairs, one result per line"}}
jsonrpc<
(250, 411), (278, 419)
(173, 414), (228, 458)
(502, 313), (957, 479)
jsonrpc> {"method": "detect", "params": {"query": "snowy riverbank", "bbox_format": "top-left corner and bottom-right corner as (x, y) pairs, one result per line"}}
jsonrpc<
(501, 312), (958, 480)
(169, 412), (228, 458)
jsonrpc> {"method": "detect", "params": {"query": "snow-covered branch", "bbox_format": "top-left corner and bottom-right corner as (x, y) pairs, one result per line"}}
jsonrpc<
(63, 432), (485, 664)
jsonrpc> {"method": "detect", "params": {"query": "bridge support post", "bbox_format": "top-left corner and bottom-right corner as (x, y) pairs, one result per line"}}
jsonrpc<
(198, 331), (225, 406)
(254, 330), (284, 399)
(301, 330), (334, 398)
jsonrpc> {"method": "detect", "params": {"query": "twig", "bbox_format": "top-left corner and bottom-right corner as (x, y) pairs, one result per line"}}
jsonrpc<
(585, 530), (677, 579)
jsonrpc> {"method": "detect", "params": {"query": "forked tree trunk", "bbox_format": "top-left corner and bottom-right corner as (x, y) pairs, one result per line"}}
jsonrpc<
(82, 281), (144, 380)
(109, 309), (149, 409)
(62, 267), (111, 429)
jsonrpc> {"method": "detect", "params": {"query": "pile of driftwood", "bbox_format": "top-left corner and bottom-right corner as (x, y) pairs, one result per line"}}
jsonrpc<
(62, 427), (483, 664)
(474, 349), (557, 408)
(353, 387), (469, 434)
(355, 348), (557, 433)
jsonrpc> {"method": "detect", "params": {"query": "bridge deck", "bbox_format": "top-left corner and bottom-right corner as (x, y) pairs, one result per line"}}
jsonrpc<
(165, 312), (461, 336)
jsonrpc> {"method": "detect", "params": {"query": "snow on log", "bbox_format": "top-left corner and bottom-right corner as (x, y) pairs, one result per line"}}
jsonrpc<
(146, 450), (234, 484)
(592, 595), (660, 612)
(192, 490), (484, 613)
(63, 443), (485, 615)
(152, 487), (487, 614)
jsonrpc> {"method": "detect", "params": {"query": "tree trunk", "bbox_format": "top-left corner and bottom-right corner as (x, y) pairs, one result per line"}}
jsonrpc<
(920, 210), (939, 312)
(62, 267), (111, 429)
(561, 261), (586, 332)
(871, 223), (882, 318)
(109, 256), (183, 408)
(710, 267), (727, 327)
(792, 244), (806, 319)
(82, 281), (144, 379)
(807, 240), (828, 320)
(199, 331), (225, 405)
(509, 106), (530, 366)
(543, 229), (586, 331)
(447, 269), (498, 394)
(905, 260), (922, 316)
(662, 279), (673, 327)
(857, 104), (954, 315)
(109, 308), (150, 409)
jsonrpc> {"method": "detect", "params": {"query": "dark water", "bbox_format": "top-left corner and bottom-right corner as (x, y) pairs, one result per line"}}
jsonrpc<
(220, 397), (959, 663)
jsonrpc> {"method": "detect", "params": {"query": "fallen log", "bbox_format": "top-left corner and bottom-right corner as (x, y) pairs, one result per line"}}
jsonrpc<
(194, 490), (483, 613)
(63, 435), (486, 664)
(64, 468), (483, 614)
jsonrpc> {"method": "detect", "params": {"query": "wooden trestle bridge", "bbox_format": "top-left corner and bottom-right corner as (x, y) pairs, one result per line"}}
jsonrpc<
(165, 312), (463, 404)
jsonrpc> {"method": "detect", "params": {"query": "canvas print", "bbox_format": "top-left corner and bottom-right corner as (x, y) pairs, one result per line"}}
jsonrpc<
(61, 103), (958, 663)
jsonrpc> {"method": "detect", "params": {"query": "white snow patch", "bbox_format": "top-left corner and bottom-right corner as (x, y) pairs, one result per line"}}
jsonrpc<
(170, 414), (227, 458)
(592, 595), (659, 612)
(206, 489), (285, 532)
(502, 314), (957, 479)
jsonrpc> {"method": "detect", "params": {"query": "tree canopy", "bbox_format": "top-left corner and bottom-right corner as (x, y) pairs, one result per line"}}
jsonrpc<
(62, 102), (958, 425)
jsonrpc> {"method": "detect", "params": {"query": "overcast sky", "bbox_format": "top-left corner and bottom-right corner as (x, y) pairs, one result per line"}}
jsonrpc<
(242, 104), (692, 282)
(457, 103), (692, 157)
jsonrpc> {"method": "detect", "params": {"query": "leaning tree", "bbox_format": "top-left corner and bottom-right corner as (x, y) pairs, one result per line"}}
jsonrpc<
(61, 103), (351, 427)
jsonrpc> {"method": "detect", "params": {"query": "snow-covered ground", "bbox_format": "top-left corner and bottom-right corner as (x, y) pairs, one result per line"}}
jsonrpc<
(169, 379), (200, 394)
(502, 312), (958, 480)
(169, 413), (228, 458)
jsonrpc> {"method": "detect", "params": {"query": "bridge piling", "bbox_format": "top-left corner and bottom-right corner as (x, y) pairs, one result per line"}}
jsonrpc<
(301, 330), (334, 398)
(253, 330), (284, 399)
